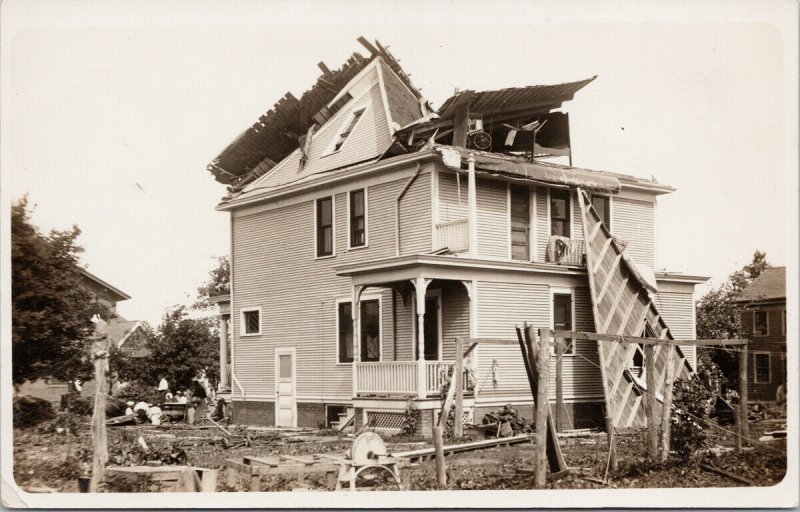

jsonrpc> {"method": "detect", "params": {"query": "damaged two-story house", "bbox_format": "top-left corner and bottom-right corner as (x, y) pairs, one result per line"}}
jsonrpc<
(206, 39), (707, 434)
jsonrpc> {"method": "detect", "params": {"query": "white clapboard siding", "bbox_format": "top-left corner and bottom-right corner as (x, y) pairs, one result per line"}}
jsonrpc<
(612, 197), (655, 270)
(474, 282), (604, 403)
(231, 174), (430, 401)
(441, 281), (470, 360)
(477, 179), (509, 259)
(438, 172), (468, 224)
(399, 171), (432, 255)
(654, 291), (697, 370)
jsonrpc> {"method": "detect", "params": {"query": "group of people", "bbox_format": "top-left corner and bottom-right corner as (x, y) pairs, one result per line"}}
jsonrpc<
(123, 370), (215, 426)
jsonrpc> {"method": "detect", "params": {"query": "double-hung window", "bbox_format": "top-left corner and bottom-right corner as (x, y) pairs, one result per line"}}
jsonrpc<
(337, 300), (380, 363)
(753, 310), (768, 337)
(550, 188), (571, 238)
(753, 352), (771, 383)
(349, 189), (366, 248)
(552, 292), (575, 355)
(333, 108), (364, 152)
(316, 197), (334, 257)
(241, 307), (261, 336)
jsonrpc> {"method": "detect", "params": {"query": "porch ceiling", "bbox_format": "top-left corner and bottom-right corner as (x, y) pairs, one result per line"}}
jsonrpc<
(333, 253), (585, 287)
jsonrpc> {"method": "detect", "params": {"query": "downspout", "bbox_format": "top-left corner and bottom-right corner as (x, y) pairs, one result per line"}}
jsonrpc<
(395, 163), (422, 256)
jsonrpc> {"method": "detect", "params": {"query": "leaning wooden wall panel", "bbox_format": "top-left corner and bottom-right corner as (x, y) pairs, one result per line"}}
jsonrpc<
(577, 189), (691, 429)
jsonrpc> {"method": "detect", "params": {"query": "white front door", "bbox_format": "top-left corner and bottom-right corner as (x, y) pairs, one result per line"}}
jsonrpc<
(275, 348), (296, 427)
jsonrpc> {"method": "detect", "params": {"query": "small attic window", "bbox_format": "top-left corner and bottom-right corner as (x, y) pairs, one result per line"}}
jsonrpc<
(333, 108), (365, 152)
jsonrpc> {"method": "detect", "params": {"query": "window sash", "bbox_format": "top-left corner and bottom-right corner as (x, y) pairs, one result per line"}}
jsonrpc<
(552, 293), (575, 355)
(550, 189), (571, 237)
(338, 300), (380, 363)
(316, 197), (333, 257)
(591, 195), (610, 227)
(754, 353), (771, 383)
(334, 109), (364, 151)
(754, 311), (768, 336)
(243, 311), (260, 334)
(350, 189), (366, 247)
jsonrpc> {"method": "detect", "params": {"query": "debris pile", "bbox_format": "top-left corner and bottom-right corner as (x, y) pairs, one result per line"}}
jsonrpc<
(480, 405), (533, 437)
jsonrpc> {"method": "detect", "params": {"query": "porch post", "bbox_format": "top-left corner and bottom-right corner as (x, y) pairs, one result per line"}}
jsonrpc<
(352, 285), (365, 398)
(414, 277), (430, 399)
(219, 314), (229, 390)
(467, 153), (478, 258)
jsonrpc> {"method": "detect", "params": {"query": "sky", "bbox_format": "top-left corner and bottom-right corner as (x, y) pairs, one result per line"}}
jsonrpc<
(2, 0), (797, 326)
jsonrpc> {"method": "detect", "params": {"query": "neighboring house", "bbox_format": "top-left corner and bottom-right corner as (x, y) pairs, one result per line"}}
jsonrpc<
(18, 269), (142, 404)
(736, 267), (786, 402)
(207, 39), (707, 434)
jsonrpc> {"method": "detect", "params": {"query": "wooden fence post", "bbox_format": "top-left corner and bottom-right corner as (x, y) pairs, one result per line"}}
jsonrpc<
(89, 333), (110, 492)
(555, 335), (564, 433)
(433, 426), (447, 488)
(644, 344), (658, 459)
(739, 343), (749, 445)
(659, 345), (676, 462)
(734, 404), (742, 452)
(534, 330), (549, 488)
(454, 337), (464, 438)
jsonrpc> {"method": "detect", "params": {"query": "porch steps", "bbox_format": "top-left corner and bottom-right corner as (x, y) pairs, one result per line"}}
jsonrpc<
(331, 408), (355, 432)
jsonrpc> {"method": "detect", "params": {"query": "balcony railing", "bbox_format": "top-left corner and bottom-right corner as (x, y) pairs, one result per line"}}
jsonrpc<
(355, 361), (468, 397)
(436, 219), (469, 253)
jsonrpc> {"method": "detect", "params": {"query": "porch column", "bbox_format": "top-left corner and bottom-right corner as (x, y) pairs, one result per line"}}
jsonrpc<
(413, 277), (431, 399)
(467, 153), (478, 258)
(219, 314), (229, 389)
(351, 285), (365, 398)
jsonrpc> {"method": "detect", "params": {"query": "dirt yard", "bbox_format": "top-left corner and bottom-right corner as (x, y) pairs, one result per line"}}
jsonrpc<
(13, 412), (786, 493)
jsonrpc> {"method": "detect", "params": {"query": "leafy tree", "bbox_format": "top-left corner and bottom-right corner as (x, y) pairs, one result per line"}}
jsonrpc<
(11, 196), (105, 385)
(129, 306), (219, 392)
(696, 250), (769, 388)
(197, 255), (230, 299)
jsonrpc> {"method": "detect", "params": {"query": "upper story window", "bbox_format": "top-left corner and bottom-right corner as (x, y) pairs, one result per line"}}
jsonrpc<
(349, 189), (367, 248)
(753, 352), (771, 383)
(241, 307), (261, 336)
(333, 108), (365, 152)
(316, 196), (334, 258)
(550, 188), (571, 238)
(337, 299), (380, 363)
(510, 185), (531, 260)
(591, 194), (611, 228)
(753, 310), (768, 337)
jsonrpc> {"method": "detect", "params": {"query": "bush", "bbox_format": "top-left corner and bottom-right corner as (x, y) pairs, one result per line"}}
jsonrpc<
(670, 377), (713, 458)
(13, 395), (55, 428)
(400, 400), (417, 435)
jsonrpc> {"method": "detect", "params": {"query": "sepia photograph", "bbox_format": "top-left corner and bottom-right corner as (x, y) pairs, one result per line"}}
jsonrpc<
(1, 0), (797, 508)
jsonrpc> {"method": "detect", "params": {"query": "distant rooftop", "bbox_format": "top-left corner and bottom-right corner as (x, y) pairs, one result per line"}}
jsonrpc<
(737, 267), (785, 303)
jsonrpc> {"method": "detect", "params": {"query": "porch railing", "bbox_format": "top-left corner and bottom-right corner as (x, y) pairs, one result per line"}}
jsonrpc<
(355, 361), (417, 395)
(355, 361), (468, 396)
(436, 219), (469, 253)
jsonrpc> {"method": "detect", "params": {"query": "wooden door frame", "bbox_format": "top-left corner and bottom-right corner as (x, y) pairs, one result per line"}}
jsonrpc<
(274, 346), (297, 428)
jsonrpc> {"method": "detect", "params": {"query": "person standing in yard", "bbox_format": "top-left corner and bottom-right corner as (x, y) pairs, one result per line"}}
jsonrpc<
(157, 374), (169, 403)
(192, 375), (207, 425)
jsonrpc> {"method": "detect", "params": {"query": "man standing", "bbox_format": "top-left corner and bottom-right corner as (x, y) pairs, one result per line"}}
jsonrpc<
(157, 374), (169, 403)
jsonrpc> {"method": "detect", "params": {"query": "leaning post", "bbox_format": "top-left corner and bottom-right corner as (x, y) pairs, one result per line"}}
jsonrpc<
(89, 321), (110, 492)
(433, 426), (447, 488)
(659, 344), (676, 462)
(555, 334), (564, 433)
(454, 337), (464, 438)
(534, 329), (550, 488)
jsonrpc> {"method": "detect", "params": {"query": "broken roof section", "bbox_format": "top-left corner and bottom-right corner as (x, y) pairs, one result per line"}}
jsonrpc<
(207, 37), (426, 191)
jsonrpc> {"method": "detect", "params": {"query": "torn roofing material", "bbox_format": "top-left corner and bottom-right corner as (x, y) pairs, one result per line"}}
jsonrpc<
(207, 38), (423, 189)
(437, 76), (597, 118)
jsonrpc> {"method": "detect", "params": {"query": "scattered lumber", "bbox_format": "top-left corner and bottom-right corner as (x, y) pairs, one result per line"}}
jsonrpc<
(698, 463), (756, 486)
(390, 434), (532, 462)
(104, 465), (217, 492)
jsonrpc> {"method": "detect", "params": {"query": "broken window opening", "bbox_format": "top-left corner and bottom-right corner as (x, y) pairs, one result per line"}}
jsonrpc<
(333, 108), (365, 152)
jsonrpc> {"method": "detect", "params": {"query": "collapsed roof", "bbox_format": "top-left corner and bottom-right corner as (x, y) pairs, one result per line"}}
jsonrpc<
(208, 38), (667, 200)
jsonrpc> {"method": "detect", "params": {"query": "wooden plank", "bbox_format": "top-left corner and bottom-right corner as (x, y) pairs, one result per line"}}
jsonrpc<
(613, 381), (635, 426)
(698, 464), (756, 486)
(645, 344), (658, 458)
(534, 331), (549, 489)
(587, 220), (603, 245)
(390, 434), (532, 459)
(455, 337), (464, 438)
(555, 335), (564, 432)
(596, 255), (623, 303)
(592, 238), (614, 274)
(616, 294), (640, 335)
(601, 278), (629, 333)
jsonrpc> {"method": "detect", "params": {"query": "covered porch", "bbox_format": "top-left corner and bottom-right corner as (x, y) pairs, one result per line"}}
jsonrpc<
(336, 259), (480, 400)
